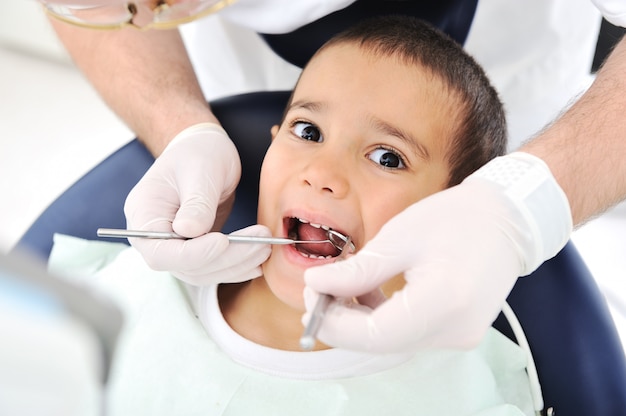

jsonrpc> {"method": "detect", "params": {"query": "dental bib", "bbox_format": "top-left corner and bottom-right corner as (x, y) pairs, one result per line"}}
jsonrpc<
(49, 234), (535, 416)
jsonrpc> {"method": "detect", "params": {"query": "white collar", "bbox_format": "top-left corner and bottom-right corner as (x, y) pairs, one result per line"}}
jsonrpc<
(197, 284), (414, 380)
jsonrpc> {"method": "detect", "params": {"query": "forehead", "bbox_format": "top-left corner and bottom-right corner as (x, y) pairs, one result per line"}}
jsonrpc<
(298, 42), (454, 104)
(294, 42), (460, 151)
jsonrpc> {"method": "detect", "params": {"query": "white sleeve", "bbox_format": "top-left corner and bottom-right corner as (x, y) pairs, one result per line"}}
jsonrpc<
(217, 0), (356, 34)
(591, 0), (626, 26)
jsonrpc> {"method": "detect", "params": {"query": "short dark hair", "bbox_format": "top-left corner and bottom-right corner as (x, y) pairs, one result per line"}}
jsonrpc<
(315, 15), (507, 187)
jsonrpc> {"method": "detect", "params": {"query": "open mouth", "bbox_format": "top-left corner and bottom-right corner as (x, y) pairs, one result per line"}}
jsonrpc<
(285, 217), (352, 259)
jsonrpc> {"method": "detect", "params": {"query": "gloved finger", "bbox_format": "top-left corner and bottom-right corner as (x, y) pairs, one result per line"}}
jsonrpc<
(172, 194), (219, 238)
(312, 286), (430, 353)
(130, 231), (230, 273)
(173, 243), (271, 284)
(173, 224), (272, 285)
(171, 155), (229, 237)
(124, 169), (186, 231)
(132, 223), (272, 285)
(313, 264), (510, 352)
(170, 128), (241, 237)
(304, 247), (407, 298)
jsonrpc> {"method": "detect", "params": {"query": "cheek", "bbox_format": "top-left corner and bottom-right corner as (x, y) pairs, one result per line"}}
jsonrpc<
(256, 178), (271, 226)
(259, 144), (297, 190)
(361, 190), (415, 225)
(257, 148), (288, 224)
(358, 182), (442, 240)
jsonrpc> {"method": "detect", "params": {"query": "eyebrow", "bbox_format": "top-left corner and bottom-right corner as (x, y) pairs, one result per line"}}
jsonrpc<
(288, 99), (327, 114)
(369, 117), (431, 161)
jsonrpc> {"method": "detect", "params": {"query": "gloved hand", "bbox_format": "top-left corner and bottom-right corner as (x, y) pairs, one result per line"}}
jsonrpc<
(303, 152), (573, 352)
(125, 123), (272, 285)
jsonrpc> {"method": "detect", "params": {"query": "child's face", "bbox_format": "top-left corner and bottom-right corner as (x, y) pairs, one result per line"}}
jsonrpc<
(257, 42), (456, 310)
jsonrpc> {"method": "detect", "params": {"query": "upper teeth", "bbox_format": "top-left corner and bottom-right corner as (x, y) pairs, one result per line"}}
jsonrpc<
(297, 217), (330, 231)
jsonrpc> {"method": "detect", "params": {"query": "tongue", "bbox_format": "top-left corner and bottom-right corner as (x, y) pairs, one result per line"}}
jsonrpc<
(297, 223), (339, 257)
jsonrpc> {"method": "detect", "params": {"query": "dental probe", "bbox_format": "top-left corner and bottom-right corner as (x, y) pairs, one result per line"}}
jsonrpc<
(299, 236), (353, 351)
(299, 294), (332, 351)
(96, 228), (355, 250)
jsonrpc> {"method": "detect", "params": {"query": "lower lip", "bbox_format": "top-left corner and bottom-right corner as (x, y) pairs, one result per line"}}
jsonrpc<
(281, 244), (339, 267)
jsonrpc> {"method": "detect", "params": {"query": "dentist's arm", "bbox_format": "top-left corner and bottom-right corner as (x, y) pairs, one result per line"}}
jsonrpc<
(523, 37), (626, 226)
(303, 37), (626, 353)
(49, 21), (272, 284)
(49, 19), (216, 155)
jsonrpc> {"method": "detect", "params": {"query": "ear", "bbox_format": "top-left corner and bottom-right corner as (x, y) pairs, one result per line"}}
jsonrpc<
(270, 125), (279, 141)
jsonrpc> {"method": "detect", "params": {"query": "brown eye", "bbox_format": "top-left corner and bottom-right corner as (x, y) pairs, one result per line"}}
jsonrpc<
(293, 122), (322, 142)
(368, 148), (405, 169)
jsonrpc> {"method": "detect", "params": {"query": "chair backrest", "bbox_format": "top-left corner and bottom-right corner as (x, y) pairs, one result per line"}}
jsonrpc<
(494, 242), (626, 415)
(14, 90), (626, 415)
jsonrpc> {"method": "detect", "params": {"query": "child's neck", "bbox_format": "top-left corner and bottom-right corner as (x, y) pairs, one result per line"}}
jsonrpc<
(219, 278), (330, 351)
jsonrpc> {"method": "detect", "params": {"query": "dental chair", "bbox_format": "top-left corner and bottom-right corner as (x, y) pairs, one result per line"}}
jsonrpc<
(13, 1), (626, 414)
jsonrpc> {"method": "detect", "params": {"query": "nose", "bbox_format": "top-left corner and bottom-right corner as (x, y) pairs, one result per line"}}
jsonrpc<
(300, 145), (351, 198)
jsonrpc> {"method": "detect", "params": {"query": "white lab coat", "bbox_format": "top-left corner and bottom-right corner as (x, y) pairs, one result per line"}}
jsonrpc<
(178, 0), (626, 149)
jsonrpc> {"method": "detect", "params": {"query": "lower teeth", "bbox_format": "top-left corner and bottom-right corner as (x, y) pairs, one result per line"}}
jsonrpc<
(297, 251), (333, 260)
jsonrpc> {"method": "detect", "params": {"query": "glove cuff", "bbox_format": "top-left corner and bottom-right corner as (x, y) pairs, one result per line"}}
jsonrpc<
(466, 152), (573, 275)
(163, 122), (228, 154)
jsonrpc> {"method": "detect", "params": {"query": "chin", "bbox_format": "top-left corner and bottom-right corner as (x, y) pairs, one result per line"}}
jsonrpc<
(261, 253), (307, 311)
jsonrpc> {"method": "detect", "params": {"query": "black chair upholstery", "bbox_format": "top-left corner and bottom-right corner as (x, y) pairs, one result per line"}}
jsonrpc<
(260, 0), (478, 68)
(13, 91), (626, 415)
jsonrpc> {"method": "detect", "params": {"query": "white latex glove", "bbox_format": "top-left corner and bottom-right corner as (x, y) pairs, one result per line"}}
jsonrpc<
(124, 123), (272, 284)
(303, 152), (573, 352)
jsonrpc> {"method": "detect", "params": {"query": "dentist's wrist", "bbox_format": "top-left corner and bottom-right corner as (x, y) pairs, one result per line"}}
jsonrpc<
(465, 152), (573, 275)
(162, 122), (228, 154)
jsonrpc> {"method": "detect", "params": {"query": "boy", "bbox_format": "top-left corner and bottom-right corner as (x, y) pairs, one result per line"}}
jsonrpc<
(49, 16), (535, 415)
(216, 15), (507, 351)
